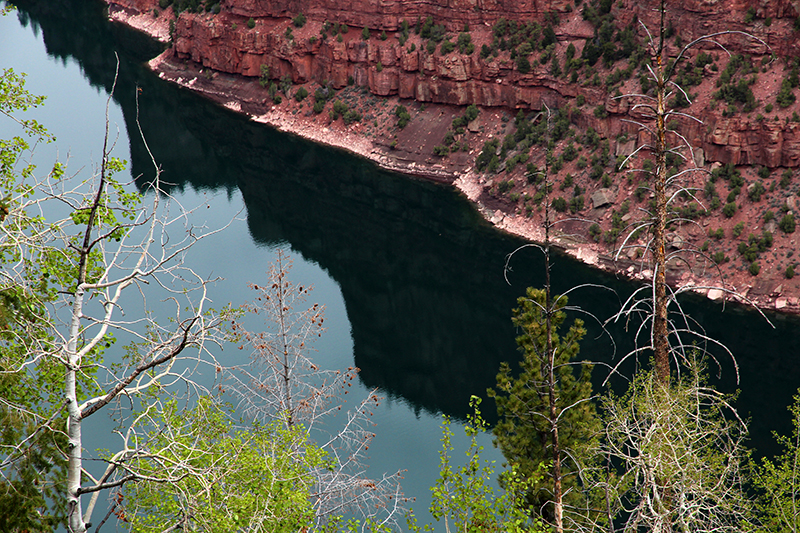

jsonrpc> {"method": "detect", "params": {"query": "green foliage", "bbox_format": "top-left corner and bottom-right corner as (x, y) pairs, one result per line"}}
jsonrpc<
(440, 40), (456, 55)
(781, 169), (793, 189)
(748, 181), (766, 202)
(292, 12), (306, 27)
(395, 105), (411, 128)
(123, 398), (323, 532)
(465, 103), (479, 122)
(342, 109), (362, 125)
(551, 196), (568, 212)
(329, 99), (348, 121)
(457, 32), (473, 54)
(452, 104), (479, 130)
(420, 16), (446, 42)
(593, 104), (608, 118)
(488, 288), (597, 522)
(777, 78), (796, 108)
(570, 195), (585, 213)
(516, 55), (531, 74)
(753, 389), (800, 532)
(589, 223), (602, 241)
(246, 17), (255, 29)
(713, 55), (757, 113)
(476, 139), (499, 172)
(408, 397), (546, 533)
(723, 202), (738, 218)
(780, 213), (796, 233)
(361, 26), (370, 40)
(433, 145), (449, 156)
(294, 86), (308, 102)
(749, 261), (761, 275)
(787, 264), (796, 279)
(0, 66), (127, 531)
(550, 54), (562, 77)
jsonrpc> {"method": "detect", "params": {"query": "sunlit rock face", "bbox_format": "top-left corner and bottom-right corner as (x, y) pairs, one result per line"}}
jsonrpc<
(110, 0), (800, 168)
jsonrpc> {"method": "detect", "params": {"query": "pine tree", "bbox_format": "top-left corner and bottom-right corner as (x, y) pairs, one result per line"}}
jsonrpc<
(488, 288), (599, 524)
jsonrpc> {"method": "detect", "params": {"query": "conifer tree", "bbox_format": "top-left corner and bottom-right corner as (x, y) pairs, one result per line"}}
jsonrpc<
(489, 289), (599, 526)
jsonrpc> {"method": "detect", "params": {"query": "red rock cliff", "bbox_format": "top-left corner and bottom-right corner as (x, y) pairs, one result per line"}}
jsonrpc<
(111, 0), (800, 168)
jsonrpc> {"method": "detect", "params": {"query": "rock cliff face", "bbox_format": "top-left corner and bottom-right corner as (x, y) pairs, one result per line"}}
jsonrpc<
(112, 0), (800, 168)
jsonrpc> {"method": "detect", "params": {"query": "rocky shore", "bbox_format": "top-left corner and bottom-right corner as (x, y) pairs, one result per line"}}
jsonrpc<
(107, 0), (800, 314)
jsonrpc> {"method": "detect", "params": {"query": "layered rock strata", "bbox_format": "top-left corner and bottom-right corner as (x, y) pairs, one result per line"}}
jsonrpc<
(111, 0), (800, 169)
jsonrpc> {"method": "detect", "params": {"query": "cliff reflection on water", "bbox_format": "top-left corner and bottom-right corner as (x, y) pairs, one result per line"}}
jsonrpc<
(11, 0), (800, 459)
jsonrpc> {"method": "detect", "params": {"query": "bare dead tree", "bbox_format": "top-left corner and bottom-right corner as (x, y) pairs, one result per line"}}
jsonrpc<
(227, 249), (407, 531)
(599, 354), (751, 533)
(607, 0), (771, 385)
(573, 3), (771, 532)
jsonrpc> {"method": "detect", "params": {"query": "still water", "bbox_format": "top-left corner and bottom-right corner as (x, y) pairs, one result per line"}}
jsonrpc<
(4, 0), (800, 529)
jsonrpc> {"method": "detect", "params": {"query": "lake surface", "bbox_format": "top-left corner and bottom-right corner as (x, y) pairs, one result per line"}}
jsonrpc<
(4, 0), (800, 529)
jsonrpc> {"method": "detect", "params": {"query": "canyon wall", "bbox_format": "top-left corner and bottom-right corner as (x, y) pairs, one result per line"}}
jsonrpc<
(111, 0), (800, 167)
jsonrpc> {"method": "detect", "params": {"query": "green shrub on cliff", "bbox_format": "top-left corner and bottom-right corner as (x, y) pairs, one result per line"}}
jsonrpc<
(457, 32), (473, 54)
(395, 105), (411, 129)
(343, 109), (362, 125)
(516, 55), (531, 74)
(292, 13), (306, 28)
(329, 100), (350, 121)
(780, 213), (797, 234)
(777, 78), (796, 108)
(246, 17), (255, 29)
(258, 65), (270, 88)
(476, 139), (500, 172)
(552, 197), (568, 212)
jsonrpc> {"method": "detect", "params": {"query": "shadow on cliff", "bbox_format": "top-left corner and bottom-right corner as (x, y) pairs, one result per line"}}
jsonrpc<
(11, 0), (800, 455)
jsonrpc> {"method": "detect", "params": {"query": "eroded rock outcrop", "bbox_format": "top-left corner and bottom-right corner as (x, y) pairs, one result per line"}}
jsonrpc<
(111, 0), (800, 169)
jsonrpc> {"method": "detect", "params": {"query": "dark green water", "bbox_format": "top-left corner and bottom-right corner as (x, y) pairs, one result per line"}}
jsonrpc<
(5, 0), (800, 527)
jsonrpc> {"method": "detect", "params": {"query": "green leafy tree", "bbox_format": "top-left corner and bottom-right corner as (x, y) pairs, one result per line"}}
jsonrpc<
(123, 397), (325, 533)
(488, 288), (598, 526)
(0, 63), (98, 533)
(0, 62), (230, 532)
(408, 397), (546, 533)
(753, 389), (800, 532)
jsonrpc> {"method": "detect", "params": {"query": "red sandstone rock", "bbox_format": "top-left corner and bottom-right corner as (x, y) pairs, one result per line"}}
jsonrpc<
(109, 0), (800, 169)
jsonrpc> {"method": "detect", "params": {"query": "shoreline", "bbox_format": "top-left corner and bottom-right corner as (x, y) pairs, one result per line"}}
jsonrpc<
(108, 4), (800, 316)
